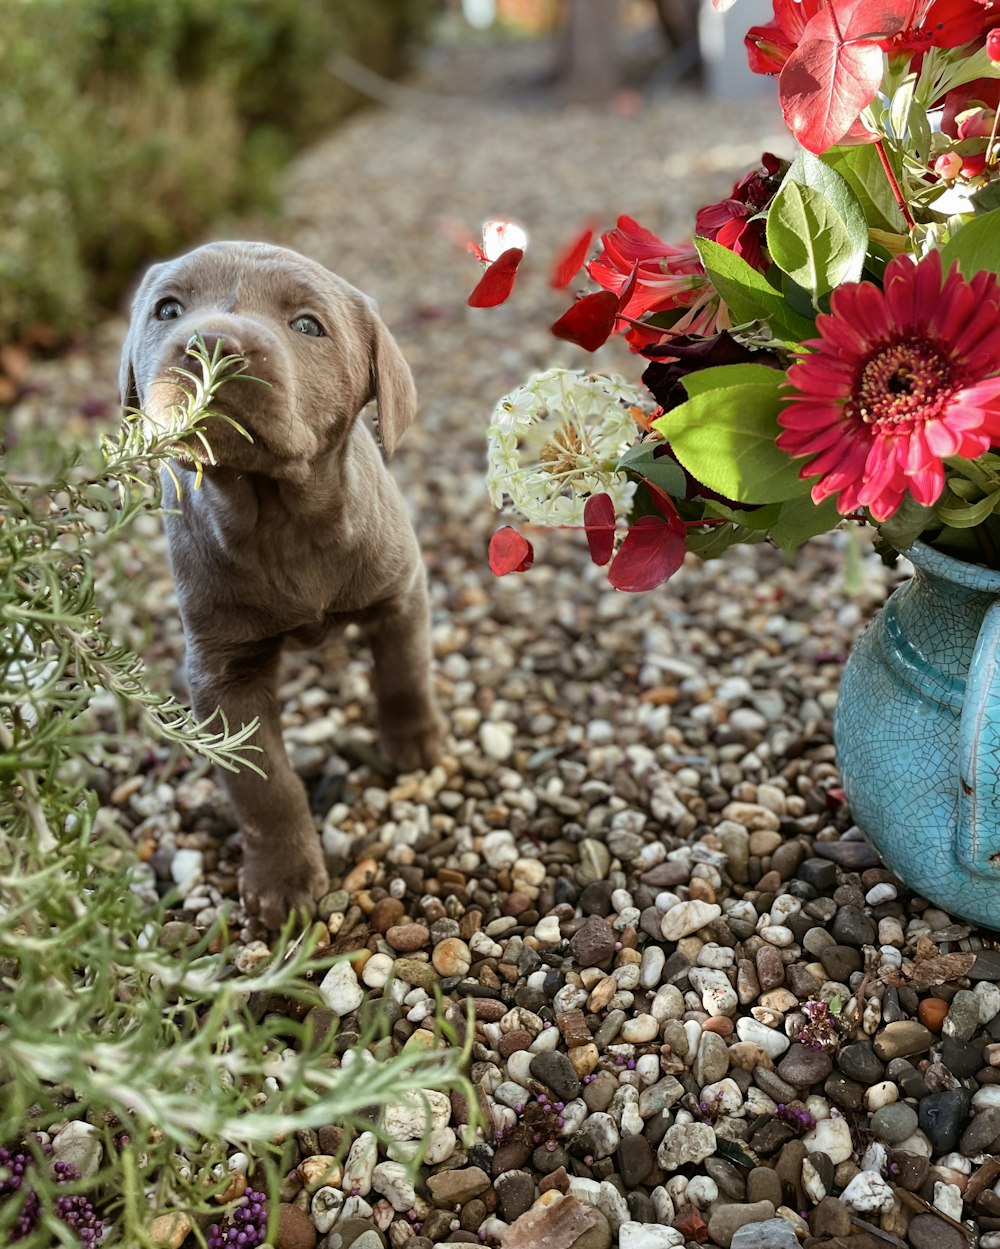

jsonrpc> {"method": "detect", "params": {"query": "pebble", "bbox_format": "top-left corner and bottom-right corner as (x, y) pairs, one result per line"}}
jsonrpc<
(318, 961), (365, 1016)
(706, 1201), (777, 1249)
(656, 1123), (716, 1170)
(729, 1219), (799, 1249)
(802, 1115), (854, 1164)
(839, 1170), (894, 1214)
(870, 1102), (918, 1143)
(276, 1202), (317, 1249)
(618, 1222), (684, 1249)
(660, 900), (721, 941)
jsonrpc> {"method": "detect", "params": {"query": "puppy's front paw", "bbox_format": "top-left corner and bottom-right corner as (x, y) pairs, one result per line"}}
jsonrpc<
(241, 841), (330, 931)
(379, 716), (446, 774)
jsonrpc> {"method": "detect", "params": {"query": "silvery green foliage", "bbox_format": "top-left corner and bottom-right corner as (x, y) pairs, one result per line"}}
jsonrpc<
(0, 345), (473, 1245)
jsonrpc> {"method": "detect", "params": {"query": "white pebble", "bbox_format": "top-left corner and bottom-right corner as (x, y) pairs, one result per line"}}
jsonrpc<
(621, 1014), (660, 1043)
(865, 1081), (899, 1111)
(866, 882), (897, 905)
(735, 1017), (790, 1058)
(803, 1115), (854, 1165)
(840, 1170), (894, 1215)
(619, 1222), (684, 1249)
(934, 1181), (964, 1221)
(170, 848), (203, 894)
(479, 721), (515, 760)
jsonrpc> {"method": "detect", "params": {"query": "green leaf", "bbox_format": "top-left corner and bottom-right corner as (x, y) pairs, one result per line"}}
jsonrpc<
(766, 152), (867, 297)
(972, 182), (1000, 216)
(876, 495), (936, 551)
(939, 207), (1000, 280)
(768, 491), (843, 549)
(702, 499), (784, 530)
(694, 237), (816, 344)
(652, 378), (809, 505)
(616, 443), (687, 497)
(935, 489), (1000, 529)
(681, 363), (785, 398)
(686, 521), (768, 558)
(821, 143), (907, 233)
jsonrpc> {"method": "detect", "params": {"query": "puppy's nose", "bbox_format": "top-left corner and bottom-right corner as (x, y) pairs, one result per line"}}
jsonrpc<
(184, 332), (244, 363)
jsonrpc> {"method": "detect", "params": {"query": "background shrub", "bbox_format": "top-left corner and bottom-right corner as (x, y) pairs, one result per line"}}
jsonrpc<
(0, 0), (433, 344)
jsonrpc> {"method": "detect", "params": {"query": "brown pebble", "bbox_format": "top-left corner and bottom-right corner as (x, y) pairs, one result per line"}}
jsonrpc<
(276, 1202), (317, 1249)
(538, 1166), (570, 1194)
(756, 869), (782, 892)
(702, 1016), (734, 1037)
(342, 858), (378, 893)
(504, 891), (532, 916)
(918, 997), (949, 1033)
(369, 897), (405, 933)
(498, 1029), (534, 1058)
(432, 936), (472, 976)
(385, 922), (430, 953)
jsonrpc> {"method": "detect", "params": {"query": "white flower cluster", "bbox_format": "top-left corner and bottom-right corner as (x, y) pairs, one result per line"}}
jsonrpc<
(486, 368), (648, 525)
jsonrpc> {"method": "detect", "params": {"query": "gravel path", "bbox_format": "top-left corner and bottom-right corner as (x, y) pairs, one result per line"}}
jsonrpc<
(13, 33), (1000, 1249)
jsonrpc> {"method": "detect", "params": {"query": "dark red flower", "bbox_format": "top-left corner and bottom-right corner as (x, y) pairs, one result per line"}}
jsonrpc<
(695, 154), (783, 273)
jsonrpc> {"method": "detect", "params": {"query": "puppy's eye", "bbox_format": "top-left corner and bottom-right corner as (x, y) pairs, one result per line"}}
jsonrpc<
(290, 315), (325, 337)
(155, 299), (184, 321)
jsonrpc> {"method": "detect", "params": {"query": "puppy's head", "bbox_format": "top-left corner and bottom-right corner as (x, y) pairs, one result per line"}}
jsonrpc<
(119, 241), (416, 477)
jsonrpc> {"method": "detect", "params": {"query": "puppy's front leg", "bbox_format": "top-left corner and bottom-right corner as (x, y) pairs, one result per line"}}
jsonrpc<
(364, 573), (445, 773)
(186, 640), (330, 928)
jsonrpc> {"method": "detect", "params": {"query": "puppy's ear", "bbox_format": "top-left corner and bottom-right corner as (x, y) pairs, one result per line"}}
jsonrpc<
(118, 342), (140, 415)
(368, 315), (416, 458)
(119, 266), (159, 414)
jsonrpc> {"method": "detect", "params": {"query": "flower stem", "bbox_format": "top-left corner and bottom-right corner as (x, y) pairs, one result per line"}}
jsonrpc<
(875, 140), (916, 230)
(987, 105), (1000, 167)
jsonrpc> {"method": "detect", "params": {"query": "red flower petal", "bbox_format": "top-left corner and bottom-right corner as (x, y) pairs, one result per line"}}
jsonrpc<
(488, 526), (534, 575)
(607, 514), (686, 592)
(550, 224), (595, 289)
(468, 248), (524, 308)
(551, 290), (620, 351)
(584, 493), (616, 565)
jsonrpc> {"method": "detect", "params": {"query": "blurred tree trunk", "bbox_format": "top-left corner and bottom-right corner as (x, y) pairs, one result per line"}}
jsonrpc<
(560, 0), (621, 103)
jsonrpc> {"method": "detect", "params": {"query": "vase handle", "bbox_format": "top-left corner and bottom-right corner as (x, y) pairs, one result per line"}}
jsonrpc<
(957, 598), (1000, 876)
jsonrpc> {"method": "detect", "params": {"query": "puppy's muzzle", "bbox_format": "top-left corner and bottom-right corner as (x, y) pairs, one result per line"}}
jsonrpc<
(185, 331), (245, 367)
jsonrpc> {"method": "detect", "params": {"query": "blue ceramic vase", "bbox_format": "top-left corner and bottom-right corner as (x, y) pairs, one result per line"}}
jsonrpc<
(834, 540), (1000, 930)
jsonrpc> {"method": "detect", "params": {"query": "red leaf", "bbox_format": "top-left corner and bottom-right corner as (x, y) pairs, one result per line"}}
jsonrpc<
(779, 0), (904, 152)
(468, 248), (524, 307)
(551, 290), (620, 351)
(643, 480), (683, 523)
(550, 224), (595, 288)
(488, 526), (534, 575)
(608, 514), (686, 592)
(584, 493), (616, 565)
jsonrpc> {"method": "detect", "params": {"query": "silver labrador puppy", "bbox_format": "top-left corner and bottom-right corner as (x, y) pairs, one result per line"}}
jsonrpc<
(120, 241), (444, 928)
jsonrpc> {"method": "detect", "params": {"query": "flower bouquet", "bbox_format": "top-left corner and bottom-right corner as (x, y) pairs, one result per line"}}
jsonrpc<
(479, 3), (1000, 592)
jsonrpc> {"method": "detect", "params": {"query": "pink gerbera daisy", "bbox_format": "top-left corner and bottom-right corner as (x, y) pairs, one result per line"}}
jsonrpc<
(778, 250), (1000, 522)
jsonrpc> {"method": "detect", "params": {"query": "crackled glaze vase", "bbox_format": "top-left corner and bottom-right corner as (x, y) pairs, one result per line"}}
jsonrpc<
(834, 541), (1000, 930)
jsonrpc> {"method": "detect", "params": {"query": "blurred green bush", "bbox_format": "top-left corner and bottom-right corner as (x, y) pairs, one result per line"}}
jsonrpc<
(0, 0), (432, 344)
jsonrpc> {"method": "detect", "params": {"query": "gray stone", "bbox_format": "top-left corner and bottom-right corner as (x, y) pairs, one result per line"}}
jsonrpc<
(870, 1102), (918, 1144)
(530, 1051), (583, 1102)
(837, 1041), (884, 1085)
(494, 1170), (536, 1223)
(960, 1105), (1000, 1154)
(776, 1042), (833, 1087)
(944, 989), (982, 1041)
(568, 915), (617, 968)
(617, 1134), (654, 1188)
(918, 1088), (971, 1154)
(730, 1218), (800, 1249)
